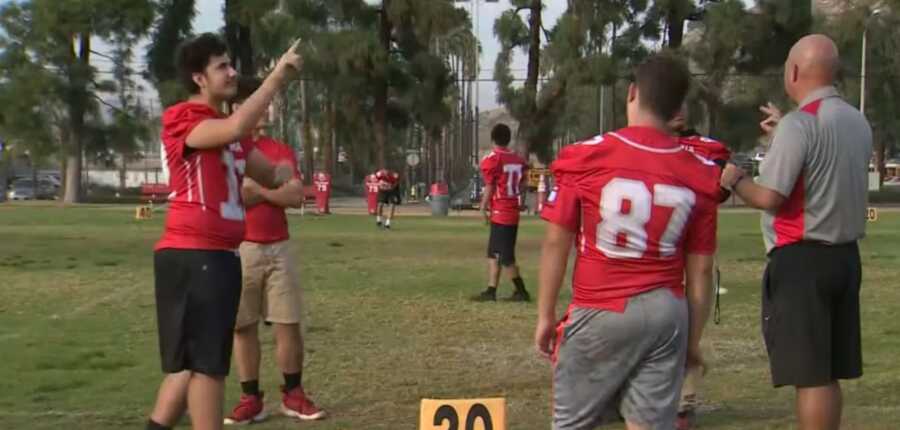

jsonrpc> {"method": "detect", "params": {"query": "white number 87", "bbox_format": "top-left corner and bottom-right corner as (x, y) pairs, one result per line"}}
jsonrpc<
(597, 178), (695, 259)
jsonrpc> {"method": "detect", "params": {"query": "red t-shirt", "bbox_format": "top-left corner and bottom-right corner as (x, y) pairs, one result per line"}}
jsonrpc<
(156, 102), (254, 251)
(541, 127), (720, 312)
(481, 147), (527, 225)
(365, 174), (380, 194)
(375, 169), (399, 190)
(244, 136), (300, 244)
(680, 135), (731, 163)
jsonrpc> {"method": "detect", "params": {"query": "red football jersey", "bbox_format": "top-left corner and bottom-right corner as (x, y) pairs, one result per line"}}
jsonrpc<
(244, 136), (300, 244)
(314, 172), (331, 192)
(365, 174), (380, 194)
(156, 102), (254, 251)
(541, 127), (721, 312)
(481, 147), (527, 225)
(375, 169), (399, 190)
(680, 135), (731, 163)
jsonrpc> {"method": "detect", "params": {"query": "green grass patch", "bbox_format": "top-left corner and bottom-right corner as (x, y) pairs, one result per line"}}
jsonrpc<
(0, 204), (899, 429)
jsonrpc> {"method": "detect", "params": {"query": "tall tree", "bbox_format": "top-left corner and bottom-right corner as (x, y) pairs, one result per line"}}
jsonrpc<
(823, 0), (900, 185)
(146, 0), (195, 108)
(0, 0), (155, 203)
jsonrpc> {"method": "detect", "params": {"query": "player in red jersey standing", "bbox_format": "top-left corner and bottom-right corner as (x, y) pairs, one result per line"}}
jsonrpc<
(535, 55), (719, 429)
(669, 106), (732, 430)
(375, 168), (401, 229)
(222, 78), (325, 425)
(365, 173), (380, 215)
(146, 35), (302, 430)
(472, 124), (531, 302)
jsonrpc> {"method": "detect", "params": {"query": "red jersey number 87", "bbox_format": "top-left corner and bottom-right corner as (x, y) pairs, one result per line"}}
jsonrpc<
(597, 178), (696, 259)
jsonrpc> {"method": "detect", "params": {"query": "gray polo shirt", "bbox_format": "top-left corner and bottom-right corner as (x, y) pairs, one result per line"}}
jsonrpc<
(758, 86), (872, 253)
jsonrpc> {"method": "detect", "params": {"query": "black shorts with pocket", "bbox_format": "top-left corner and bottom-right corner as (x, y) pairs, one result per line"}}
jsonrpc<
(762, 241), (862, 387)
(153, 249), (242, 376)
(487, 222), (518, 266)
(378, 188), (401, 205)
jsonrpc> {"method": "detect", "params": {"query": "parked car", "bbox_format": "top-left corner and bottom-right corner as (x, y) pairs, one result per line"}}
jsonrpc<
(6, 178), (58, 200)
(884, 176), (900, 187)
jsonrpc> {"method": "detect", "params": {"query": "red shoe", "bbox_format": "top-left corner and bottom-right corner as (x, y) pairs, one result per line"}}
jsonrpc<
(281, 386), (326, 421)
(224, 392), (268, 425)
(676, 410), (695, 430)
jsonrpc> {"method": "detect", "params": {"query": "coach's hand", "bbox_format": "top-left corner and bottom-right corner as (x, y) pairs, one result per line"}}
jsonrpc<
(534, 317), (556, 360)
(759, 102), (782, 135)
(720, 163), (746, 190)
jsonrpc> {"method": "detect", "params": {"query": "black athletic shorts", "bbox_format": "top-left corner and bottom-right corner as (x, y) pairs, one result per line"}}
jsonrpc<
(762, 241), (862, 388)
(378, 188), (401, 205)
(487, 222), (518, 266)
(153, 249), (242, 376)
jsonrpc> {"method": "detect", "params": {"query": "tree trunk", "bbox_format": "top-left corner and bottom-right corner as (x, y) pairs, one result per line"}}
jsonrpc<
(322, 98), (334, 175)
(63, 33), (91, 204)
(224, 0), (254, 75)
(300, 81), (314, 184)
(874, 129), (886, 187)
(373, 0), (392, 169)
(119, 154), (127, 191)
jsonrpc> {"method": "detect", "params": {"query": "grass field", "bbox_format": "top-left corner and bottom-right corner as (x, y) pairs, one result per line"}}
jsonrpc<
(1, 203), (899, 429)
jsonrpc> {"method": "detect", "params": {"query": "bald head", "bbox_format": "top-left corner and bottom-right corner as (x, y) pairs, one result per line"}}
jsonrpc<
(784, 34), (840, 102)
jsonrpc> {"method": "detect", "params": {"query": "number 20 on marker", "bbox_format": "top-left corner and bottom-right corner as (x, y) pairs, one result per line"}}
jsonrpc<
(419, 398), (506, 430)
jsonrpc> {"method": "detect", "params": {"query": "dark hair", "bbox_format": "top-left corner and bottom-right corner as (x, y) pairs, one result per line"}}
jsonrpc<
(491, 123), (511, 147)
(233, 75), (262, 104)
(175, 33), (230, 94)
(633, 54), (691, 121)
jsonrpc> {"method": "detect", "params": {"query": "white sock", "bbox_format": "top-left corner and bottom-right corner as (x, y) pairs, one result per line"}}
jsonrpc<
(385, 219), (391, 227)
(377, 216), (382, 223)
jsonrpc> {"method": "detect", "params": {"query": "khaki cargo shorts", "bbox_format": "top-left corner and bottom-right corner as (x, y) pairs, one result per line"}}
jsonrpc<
(236, 240), (304, 329)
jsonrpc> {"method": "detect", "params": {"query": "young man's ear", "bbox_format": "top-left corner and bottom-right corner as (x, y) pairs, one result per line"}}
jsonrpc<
(192, 72), (205, 92)
(627, 83), (638, 103)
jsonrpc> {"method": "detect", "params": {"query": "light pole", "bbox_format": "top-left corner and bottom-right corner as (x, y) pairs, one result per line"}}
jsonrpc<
(860, 8), (884, 116)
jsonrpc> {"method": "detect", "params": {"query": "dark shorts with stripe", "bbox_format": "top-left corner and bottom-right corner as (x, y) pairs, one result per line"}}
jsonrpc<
(762, 241), (862, 387)
(378, 188), (401, 205)
(487, 222), (518, 266)
(154, 249), (242, 377)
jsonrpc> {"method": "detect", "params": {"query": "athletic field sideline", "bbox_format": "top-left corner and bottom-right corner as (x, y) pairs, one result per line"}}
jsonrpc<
(1, 204), (898, 429)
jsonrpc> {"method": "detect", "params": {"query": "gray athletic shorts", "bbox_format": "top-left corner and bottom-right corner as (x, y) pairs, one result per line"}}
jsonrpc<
(553, 288), (688, 430)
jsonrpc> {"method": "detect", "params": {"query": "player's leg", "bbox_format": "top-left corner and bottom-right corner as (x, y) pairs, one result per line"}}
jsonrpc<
(796, 383), (842, 430)
(184, 250), (243, 430)
(553, 307), (646, 430)
(385, 192), (399, 229)
(148, 371), (191, 429)
(225, 243), (267, 425)
(676, 365), (703, 430)
(472, 224), (501, 301)
(267, 241), (326, 420)
(147, 250), (194, 429)
(187, 373), (226, 430)
(376, 193), (385, 227)
(618, 289), (689, 430)
(499, 224), (529, 302)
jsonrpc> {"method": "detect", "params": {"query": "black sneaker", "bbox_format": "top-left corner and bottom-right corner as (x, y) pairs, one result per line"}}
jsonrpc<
(376, 221), (382, 228)
(504, 290), (531, 302)
(384, 224), (391, 230)
(470, 289), (496, 302)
